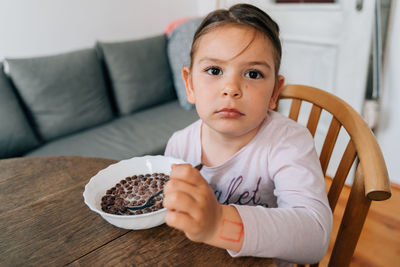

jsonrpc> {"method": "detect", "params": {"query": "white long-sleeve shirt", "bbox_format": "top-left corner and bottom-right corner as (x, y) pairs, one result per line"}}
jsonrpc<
(164, 110), (332, 265)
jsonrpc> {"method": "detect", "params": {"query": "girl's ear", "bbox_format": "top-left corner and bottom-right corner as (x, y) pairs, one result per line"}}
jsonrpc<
(269, 75), (285, 110)
(182, 66), (196, 104)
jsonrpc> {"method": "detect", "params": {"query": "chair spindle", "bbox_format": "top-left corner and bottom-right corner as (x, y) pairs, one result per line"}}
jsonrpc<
(289, 99), (302, 121)
(327, 140), (357, 212)
(319, 117), (341, 175)
(306, 104), (322, 137)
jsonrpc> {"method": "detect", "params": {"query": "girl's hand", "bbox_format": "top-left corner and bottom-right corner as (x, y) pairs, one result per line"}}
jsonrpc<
(163, 164), (222, 243)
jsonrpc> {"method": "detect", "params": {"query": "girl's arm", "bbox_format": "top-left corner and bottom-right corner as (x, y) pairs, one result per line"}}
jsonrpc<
(226, 125), (333, 264)
(163, 164), (244, 252)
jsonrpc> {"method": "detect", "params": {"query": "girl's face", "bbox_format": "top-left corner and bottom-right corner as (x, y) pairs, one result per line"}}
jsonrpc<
(182, 24), (284, 139)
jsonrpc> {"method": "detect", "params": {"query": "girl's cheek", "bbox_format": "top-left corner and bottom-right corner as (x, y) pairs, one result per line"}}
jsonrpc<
(198, 74), (218, 84)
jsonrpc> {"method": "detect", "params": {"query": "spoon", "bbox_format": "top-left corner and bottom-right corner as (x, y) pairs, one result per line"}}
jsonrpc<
(126, 163), (203, 211)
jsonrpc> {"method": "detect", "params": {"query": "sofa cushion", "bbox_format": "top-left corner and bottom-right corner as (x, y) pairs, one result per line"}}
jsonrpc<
(99, 35), (176, 115)
(6, 48), (114, 141)
(167, 18), (202, 110)
(0, 63), (40, 158)
(25, 100), (199, 160)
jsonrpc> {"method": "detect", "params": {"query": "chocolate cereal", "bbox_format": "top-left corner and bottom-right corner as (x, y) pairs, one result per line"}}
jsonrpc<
(101, 173), (169, 215)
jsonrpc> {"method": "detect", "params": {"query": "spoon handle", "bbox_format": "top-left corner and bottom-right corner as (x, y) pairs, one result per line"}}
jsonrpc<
(194, 163), (203, 171)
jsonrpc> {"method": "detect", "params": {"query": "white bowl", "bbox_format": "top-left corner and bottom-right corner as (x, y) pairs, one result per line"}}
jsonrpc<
(83, 155), (186, 229)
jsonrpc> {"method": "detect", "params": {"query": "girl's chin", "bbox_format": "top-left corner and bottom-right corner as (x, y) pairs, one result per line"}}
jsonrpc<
(203, 121), (260, 138)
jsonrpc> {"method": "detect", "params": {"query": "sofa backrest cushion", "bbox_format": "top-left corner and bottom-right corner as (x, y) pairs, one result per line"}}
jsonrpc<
(0, 62), (40, 158)
(99, 34), (176, 115)
(167, 18), (202, 110)
(6, 48), (114, 141)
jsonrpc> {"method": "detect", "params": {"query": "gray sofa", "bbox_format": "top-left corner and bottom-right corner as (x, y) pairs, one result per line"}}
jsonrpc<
(0, 19), (202, 160)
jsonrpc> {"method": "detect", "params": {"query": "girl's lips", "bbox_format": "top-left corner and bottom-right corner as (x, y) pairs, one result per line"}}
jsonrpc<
(215, 108), (244, 118)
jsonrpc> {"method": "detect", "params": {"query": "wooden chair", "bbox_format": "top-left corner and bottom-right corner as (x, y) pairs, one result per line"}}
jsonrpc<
(277, 84), (392, 267)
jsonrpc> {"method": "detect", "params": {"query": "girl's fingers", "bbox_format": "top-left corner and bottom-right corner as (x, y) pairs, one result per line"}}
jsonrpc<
(163, 190), (200, 217)
(165, 210), (197, 235)
(170, 164), (205, 186)
(164, 174), (210, 205)
(164, 178), (196, 195)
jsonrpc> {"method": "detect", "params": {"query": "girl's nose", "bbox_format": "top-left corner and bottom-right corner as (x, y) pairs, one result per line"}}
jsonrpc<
(222, 82), (242, 98)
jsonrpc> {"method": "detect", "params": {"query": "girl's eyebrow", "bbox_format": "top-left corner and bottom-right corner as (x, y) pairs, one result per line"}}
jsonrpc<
(198, 57), (271, 70)
(198, 57), (224, 64)
(247, 61), (272, 70)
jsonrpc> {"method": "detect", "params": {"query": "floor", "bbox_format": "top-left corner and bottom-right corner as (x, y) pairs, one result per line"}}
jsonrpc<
(320, 179), (400, 267)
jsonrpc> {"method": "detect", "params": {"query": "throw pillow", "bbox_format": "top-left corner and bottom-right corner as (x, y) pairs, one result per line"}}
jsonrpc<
(6, 48), (114, 141)
(98, 34), (176, 115)
(167, 17), (203, 110)
(0, 62), (40, 158)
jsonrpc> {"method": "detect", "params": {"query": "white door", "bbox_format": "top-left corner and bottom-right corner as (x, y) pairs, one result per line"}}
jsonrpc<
(215, 0), (375, 180)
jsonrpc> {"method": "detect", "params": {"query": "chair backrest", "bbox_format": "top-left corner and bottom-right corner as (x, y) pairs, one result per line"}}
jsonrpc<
(277, 84), (391, 267)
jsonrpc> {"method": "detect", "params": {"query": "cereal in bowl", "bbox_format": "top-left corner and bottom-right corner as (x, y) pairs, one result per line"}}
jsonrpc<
(101, 173), (169, 215)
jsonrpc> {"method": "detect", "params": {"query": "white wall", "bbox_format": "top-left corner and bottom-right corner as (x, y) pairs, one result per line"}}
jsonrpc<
(196, 0), (220, 15)
(377, 1), (400, 184)
(0, 0), (199, 60)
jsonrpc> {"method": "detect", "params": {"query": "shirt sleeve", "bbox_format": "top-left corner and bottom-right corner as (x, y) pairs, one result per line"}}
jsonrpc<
(164, 132), (177, 158)
(228, 125), (333, 264)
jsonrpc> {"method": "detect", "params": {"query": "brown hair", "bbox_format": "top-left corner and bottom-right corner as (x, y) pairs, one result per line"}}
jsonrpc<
(190, 4), (282, 78)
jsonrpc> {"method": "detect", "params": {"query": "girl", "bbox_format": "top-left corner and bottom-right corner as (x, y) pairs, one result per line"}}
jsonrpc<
(163, 4), (332, 266)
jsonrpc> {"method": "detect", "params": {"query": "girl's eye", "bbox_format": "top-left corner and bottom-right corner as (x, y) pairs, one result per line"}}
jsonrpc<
(245, 70), (263, 79)
(206, 67), (222, 76)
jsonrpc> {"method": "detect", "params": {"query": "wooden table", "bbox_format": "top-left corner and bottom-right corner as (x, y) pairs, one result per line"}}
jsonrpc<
(0, 156), (275, 266)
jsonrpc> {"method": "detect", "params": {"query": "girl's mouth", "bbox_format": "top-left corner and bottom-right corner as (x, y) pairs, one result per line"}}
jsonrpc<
(215, 108), (244, 118)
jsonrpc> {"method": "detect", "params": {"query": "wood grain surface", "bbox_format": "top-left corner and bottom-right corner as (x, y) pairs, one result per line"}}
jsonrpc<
(0, 156), (127, 266)
(0, 156), (275, 267)
(67, 224), (274, 266)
